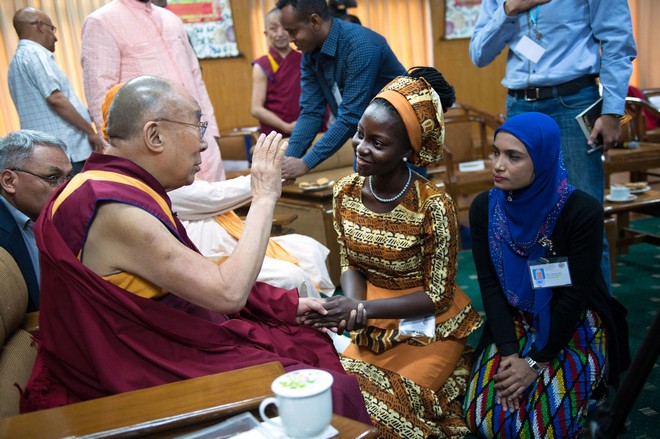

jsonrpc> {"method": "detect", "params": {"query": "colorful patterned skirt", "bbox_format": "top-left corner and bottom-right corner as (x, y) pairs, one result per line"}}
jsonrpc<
(341, 344), (474, 439)
(463, 309), (607, 439)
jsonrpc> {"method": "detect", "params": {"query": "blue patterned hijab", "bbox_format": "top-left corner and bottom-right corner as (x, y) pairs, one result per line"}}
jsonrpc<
(487, 112), (575, 350)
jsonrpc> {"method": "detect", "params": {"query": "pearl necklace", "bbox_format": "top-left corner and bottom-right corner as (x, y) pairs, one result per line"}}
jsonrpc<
(368, 168), (412, 203)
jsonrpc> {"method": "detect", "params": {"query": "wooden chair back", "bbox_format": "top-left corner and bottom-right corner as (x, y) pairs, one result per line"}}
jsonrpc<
(604, 141), (660, 186)
(641, 88), (660, 110)
(437, 107), (499, 211)
(623, 97), (660, 143)
(0, 248), (38, 418)
(604, 98), (660, 186)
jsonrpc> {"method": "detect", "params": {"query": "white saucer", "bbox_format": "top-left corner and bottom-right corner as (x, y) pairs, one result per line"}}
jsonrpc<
(257, 417), (338, 439)
(300, 180), (335, 192)
(629, 185), (651, 194)
(458, 160), (486, 172)
(605, 194), (638, 203)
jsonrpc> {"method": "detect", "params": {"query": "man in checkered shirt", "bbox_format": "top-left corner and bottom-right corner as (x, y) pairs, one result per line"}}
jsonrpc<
(277, 0), (405, 180)
(8, 7), (104, 174)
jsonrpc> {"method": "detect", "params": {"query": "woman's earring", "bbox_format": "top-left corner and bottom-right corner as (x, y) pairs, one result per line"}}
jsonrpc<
(403, 156), (408, 162)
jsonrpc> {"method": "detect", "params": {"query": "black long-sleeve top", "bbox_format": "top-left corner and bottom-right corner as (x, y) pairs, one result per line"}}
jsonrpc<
(470, 190), (628, 379)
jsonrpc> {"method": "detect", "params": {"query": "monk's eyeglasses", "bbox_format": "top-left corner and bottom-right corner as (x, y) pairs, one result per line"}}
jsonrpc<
(153, 118), (208, 141)
(10, 168), (72, 187)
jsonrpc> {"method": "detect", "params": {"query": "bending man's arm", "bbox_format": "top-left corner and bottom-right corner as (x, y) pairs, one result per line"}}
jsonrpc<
(285, 57), (328, 161)
(83, 133), (287, 314)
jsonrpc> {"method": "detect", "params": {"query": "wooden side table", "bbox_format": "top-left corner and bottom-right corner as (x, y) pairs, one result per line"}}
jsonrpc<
(604, 189), (660, 261)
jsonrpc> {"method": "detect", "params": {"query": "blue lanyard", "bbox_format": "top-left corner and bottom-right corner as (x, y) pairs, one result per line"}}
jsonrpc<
(529, 5), (540, 28)
(529, 5), (541, 39)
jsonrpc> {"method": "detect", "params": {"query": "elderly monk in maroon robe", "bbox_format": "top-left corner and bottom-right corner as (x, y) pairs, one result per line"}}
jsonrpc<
(20, 76), (370, 423)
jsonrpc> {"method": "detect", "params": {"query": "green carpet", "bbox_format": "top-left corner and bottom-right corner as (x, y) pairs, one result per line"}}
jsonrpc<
(457, 217), (660, 438)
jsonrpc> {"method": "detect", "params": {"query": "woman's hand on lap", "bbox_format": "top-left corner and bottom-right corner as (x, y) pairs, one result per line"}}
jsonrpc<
(493, 354), (538, 412)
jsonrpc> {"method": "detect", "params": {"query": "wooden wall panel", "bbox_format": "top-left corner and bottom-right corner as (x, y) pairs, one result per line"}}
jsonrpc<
(199, 0), (259, 131)
(429, 0), (507, 117)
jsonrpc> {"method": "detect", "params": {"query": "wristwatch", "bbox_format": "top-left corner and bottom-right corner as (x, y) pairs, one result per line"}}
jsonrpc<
(525, 356), (544, 375)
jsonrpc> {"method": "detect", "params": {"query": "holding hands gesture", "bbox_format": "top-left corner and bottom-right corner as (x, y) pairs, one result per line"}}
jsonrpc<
(302, 296), (368, 335)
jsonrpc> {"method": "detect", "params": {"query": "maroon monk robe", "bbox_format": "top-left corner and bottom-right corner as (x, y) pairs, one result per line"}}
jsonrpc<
(253, 47), (303, 135)
(20, 153), (370, 424)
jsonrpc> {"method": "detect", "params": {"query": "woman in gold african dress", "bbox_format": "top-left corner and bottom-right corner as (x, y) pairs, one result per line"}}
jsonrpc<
(304, 67), (482, 438)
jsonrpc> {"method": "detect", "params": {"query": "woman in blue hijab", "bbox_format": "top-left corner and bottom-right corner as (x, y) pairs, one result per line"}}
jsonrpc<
(463, 113), (629, 438)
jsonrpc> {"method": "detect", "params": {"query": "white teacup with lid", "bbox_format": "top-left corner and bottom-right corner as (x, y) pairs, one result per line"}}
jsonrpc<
(259, 369), (333, 438)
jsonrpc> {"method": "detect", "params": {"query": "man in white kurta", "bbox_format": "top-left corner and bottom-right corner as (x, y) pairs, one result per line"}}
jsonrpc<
(169, 176), (335, 298)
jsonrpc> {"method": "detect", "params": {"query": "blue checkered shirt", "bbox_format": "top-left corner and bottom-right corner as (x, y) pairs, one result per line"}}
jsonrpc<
(286, 19), (405, 169)
(8, 40), (93, 163)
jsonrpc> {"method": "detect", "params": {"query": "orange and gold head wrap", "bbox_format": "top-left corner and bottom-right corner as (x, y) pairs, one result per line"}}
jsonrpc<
(101, 83), (124, 141)
(373, 76), (445, 168)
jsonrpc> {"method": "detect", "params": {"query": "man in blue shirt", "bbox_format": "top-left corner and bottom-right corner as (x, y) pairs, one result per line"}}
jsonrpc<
(0, 130), (72, 311)
(470, 0), (636, 289)
(276, 0), (405, 180)
(470, 0), (636, 202)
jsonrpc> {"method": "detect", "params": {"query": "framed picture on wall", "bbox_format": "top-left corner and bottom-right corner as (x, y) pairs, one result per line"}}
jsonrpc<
(166, 0), (239, 58)
(445, 0), (482, 40)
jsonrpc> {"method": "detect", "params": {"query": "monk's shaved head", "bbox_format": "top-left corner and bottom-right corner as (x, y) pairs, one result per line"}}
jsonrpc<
(103, 76), (204, 190)
(106, 76), (179, 141)
(264, 7), (280, 26)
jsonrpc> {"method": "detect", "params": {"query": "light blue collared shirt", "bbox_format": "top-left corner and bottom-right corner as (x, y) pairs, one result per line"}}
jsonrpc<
(8, 39), (92, 163)
(470, 0), (637, 115)
(0, 196), (39, 287)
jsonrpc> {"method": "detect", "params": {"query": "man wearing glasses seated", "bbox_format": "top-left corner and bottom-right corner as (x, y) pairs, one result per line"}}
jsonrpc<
(19, 77), (370, 425)
(0, 130), (73, 312)
(8, 7), (104, 174)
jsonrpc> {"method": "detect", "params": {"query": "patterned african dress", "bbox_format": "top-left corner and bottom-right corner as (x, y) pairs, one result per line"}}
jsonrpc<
(333, 174), (483, 438)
